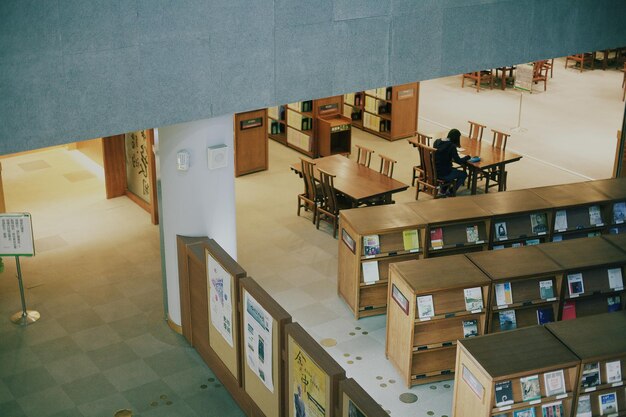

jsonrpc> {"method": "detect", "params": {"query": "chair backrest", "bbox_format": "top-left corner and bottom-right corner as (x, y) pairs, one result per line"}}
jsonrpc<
(491, 129), (510, 151)
(415, 132), (432, 146)
(317, 168), (339, 215)
(378, 154), (397, 178)
(300, 158), (317, 200)
(417, 143), (439, 183)
(355, 144), (374, 167)
(468, 121), (486, 141)
(533, 60), (548, 78)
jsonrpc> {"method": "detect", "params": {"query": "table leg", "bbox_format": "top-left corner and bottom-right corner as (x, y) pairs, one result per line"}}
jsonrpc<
(471, 167), (479, 195)
(498, 164), (506, 192)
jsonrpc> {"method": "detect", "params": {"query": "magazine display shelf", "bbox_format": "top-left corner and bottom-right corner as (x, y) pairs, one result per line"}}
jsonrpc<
(386, 255), (491, 387)
(467, 246), (563, 333)
(452, 326), (580, 417)
(590, 178), (626, 235)
(546, 312), (626, 417)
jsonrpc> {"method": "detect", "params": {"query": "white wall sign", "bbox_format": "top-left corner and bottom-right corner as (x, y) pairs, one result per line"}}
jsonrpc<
(244, 291), (274, 392)
(0, 213), (35, 256)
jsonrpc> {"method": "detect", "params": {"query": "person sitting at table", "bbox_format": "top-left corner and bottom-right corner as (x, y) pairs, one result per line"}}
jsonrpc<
(433, 128), (471, 195)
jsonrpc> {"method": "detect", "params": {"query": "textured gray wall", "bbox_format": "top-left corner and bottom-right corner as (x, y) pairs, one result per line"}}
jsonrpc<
(1, 0), (625, 155)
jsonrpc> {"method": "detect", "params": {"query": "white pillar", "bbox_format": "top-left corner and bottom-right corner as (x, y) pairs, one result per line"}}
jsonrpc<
(157, 115), (237, 326)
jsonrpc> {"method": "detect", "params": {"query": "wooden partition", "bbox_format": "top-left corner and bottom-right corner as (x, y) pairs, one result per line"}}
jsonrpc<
(240, 277), (292, 417)
(338, 378), (388, 417)
(286, 323), (346, 417)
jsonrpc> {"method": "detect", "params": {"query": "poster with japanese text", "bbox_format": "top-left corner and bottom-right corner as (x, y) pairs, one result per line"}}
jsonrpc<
(290, 337), (327, 417)
(208, 253), (234, 347)
(0, 213), (34, 256)
(244, 291), (274, 392)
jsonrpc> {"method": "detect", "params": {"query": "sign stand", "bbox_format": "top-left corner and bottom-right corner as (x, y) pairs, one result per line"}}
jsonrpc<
(10, 256), (40, 325)
(510, 92), (526, 133)
(511, 63), (533, 133)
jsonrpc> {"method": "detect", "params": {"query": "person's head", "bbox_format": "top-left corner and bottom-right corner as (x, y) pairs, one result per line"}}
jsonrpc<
(447, 129), (461, 147)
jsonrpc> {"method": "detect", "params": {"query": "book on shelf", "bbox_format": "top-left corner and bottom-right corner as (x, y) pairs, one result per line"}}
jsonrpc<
(495, 282), (513, 306)
(361, 261), (380, 285)
(430, 227), (444, 249)
(402, 229), (420, 251)
(520, 374), (541, 402)
(588, 205), (603, 226)
(514, 408), (536, 417)
(613, 202), (626, 224)
(567, 273), (585, 297)
(552, 234), (563, 242)
(541, 401), (563, 417)
(526, 238), (541, 246)
(608, 295), (621, 312)
(587, 231), (601, 238)
(607, 267), (624, 290)
(599, 392), (618, 415)
(531, 212), (549, 234)
(539, 280), (555, 300)
(416, 295), (435, 319)
(463, 287), (484, 311)
(581, 362), (601, 388)
(499, 309), (517, 331)
(554, 210), (568, 231)
(544, 369), (566, 397)
(494, 380), (514, 406)
(562, 300), (577, 320)
(495, 222), (508, 240)
(493, 244), (505, 250)
(537, 307), (554, 325)
(610, 227), (620, 234)
(466, 225), (479, 243)
(576, 395), (592, 417)
(462, 319), (478, 338)
(363, 235), (381, 255)
(512, 242), (525, 248)
(605, 360), (622, 384)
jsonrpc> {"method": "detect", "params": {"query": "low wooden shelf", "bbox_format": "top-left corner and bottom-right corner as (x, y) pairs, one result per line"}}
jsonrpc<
(317, 114), (351, 157)
(452, 326), (580, 417)
(386, 255), (491, 387)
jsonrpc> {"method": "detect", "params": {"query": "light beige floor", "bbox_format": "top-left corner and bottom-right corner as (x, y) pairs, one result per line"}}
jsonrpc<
(0, 57), (623, 417)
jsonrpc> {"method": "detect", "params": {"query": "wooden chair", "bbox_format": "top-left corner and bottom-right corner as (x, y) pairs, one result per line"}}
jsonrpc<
(378, 154), (397, 178)
(462, 70), (494, 92)
(483, 129), (511, 192)
(542, 58), (554, 78)
(297, 158), (320, 223)
(411, 132), (432, 186)
(495, 66), (515, 90)
(468, 121), (486, 141)
(531, 60), (549, 92)
(355, 144), (374, 167)
(316, 168), (351, 238)
(565, 53), (595, 72)
(414, 143), (457, 200)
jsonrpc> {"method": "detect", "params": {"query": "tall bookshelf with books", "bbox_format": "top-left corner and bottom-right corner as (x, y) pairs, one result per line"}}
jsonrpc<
(342, 82), (419, 141)
(408, 198), (492, 258)
(467, 246), (563, 333)
(530, 182), (612, 242)
(538, 237), (626, 319)
(589, 177), (626, 235)
(452, 326), (580, 417)
(338, 204), (427, 319)
(472, 190), (553, 250)
(386, 255), (491, 387)
(546, 312), (626, 417)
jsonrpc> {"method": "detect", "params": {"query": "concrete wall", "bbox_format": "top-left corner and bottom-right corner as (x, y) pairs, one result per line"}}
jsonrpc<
(1, 0), (625, 155)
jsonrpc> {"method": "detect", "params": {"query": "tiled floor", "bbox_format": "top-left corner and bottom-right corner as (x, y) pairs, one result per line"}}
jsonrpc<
(0, 58), (624, 417)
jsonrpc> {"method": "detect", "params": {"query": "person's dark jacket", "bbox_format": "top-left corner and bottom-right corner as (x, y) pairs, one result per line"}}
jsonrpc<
(433, 138), (470, 177)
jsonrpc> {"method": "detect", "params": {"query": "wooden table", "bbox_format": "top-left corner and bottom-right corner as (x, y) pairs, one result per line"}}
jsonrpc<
(290, 154), (409, 207)
(409, 134), (523, 194)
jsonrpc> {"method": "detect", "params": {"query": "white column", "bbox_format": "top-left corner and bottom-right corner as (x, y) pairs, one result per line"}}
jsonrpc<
(157, 115), (237, 326)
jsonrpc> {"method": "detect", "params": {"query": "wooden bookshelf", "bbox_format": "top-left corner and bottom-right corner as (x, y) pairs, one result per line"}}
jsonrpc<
(546, 312), (626, 417)
(407, 198), (492, 257)
(537, 237), (626, 319)
(530, 181), (613, 242)
(317, 114), (351, 157)
(467, 246), (563, 333)
(590, 177), (626, 235)
(386, 255), (490, 387)
(338, 204), (427, 319)
(234, 109), (268, 177)
(268, 96), (343, 158)
(343, 82), (419, 141)
(452, 326), (580, 417)
(472, 189), (553, 249)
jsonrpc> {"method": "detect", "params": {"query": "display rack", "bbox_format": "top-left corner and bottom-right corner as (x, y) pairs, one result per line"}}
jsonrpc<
(590, 178), (626, 235)
(234, 109), (268, 177)
(452, 326), (580, 417)
(467, 246), (563, 332)
(386, 255), (491, 387)
(538, 237), (626, 318)
(338, 204), (427, 319)
(343, 82), (419, 141)
(547, 312), (626, 417)
(338, 378), (389, 417)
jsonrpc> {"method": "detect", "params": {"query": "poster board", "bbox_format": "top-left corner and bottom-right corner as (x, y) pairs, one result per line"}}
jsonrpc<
(205, 239), (246, 385)
(240, 277), (292, 417)
(0, 213), (35, 256)
(287, 323), (345, 417)
(338, 378), (388, 417)
(514, 63), (534, 92)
